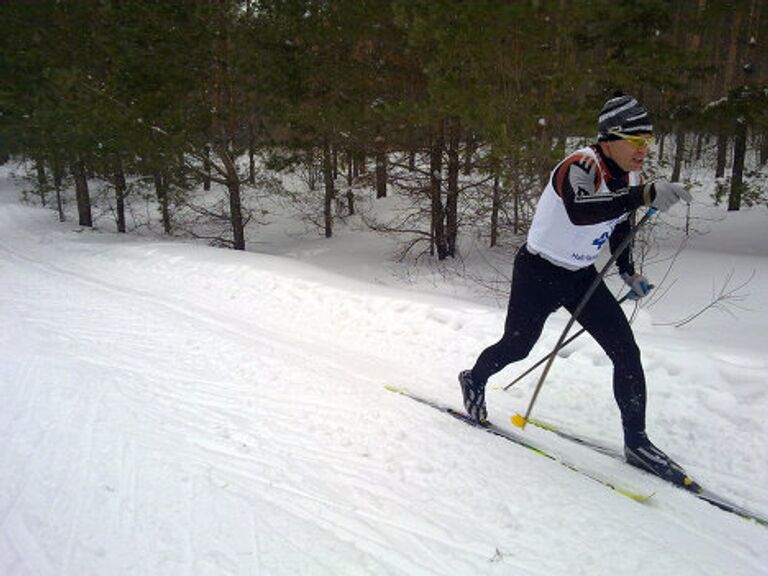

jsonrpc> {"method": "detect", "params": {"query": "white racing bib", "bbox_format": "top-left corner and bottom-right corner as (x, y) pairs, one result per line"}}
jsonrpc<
(527, 146), (639, 271)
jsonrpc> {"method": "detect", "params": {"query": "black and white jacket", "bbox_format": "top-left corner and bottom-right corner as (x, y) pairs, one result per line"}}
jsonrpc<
(527, 145), (646, 275)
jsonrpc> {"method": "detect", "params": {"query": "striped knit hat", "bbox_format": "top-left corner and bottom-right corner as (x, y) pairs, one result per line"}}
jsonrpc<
(597, 94), (653, 141)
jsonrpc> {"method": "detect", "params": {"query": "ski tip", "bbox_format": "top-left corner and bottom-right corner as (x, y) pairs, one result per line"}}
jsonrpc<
(511, 413), (527, 429)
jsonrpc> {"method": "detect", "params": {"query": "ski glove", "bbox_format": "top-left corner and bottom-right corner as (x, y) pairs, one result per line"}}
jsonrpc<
(621, 272), (652, 300)
(647, 180), (692, 212)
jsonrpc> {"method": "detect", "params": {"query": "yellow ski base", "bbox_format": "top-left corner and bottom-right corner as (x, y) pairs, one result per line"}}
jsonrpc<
(618, 487), (655, 503)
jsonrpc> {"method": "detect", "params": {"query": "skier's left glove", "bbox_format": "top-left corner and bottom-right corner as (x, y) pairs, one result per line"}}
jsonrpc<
(621, 272), (652, 300)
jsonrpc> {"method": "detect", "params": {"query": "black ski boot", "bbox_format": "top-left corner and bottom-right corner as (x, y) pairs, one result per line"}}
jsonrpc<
(458, 370), (487, 423)
(624, 434), (701, 492)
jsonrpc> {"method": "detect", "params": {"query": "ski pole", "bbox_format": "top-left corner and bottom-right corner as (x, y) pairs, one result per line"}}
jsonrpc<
(502, 291), (638, 392)
(511, 209), (654, 429)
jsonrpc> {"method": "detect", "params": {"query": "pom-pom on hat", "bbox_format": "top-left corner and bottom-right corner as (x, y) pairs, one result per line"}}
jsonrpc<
(598, 93), (653, 141)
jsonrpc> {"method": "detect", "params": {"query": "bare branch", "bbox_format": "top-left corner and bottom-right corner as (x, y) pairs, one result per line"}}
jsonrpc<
(655, 268), (755, 327)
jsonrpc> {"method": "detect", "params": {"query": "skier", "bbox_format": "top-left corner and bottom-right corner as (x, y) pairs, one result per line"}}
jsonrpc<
(459, 93), (693, 484)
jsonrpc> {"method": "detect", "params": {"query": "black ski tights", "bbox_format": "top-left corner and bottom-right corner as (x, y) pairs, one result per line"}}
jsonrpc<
(471, 245), (647, 438)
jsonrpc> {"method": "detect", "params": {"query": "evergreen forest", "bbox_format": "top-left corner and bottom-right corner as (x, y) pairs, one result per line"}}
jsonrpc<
(1, 0), (766, 256)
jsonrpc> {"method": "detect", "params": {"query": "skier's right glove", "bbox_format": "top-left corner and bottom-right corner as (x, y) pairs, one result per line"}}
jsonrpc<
(646, 180), (692, 212)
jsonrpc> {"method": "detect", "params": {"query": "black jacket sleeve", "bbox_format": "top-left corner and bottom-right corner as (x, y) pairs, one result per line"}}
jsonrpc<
(609, 218), (636, 276)
(553, 156), (646, 225)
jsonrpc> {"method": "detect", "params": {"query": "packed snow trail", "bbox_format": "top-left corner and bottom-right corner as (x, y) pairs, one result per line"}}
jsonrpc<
(1, 173), (768, 575)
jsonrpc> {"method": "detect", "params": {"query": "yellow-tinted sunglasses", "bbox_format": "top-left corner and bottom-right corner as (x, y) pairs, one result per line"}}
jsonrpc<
(609, 130), (654, 149)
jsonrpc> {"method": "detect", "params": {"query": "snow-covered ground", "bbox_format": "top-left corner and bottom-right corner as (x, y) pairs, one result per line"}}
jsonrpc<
(1, 162), (767, 575)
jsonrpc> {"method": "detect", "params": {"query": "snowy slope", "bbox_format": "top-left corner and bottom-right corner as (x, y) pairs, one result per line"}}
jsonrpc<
(1, 164), (767, 576)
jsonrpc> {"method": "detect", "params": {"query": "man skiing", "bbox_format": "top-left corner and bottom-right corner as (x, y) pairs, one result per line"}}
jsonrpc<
(459, 93), (693, 485)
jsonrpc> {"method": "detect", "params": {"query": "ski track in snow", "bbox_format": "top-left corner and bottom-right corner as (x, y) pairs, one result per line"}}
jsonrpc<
(1, 181), (768, 575)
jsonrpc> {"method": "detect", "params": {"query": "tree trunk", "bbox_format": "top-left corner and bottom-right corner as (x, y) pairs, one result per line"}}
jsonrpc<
(513, 182), (521, 235)
(374, 156), (385, 198)
(671, 127), (685, 182)
(463, 133), (475, 175)
(219, 149), (246, 250)
(445, 126), (460, 258)
(346, 189), (355, 216)
(154, 172), (172, 235)
(353, 149), (365, 178)
(724, 10), (744, 90)
(490, 170), (500, 248)
(346, 150), (353, 186)
(203, 144), (212, 191)
(760, 133), (768, 166)
(248, 122), (256, 185)
(71, 159), (92, 227)
(715, 132), (728, 178)
(113, 162), (127, 233)
(430, 122), (447, 260)
(229, 177), (245, 250)
(323, 139), (335, 238)
(375, 137), (387, 199)
(35, 158), (48, 206)
(344, 150), (355, 215)
(52, 158), (65, 222)
(511, 161), (523, 235)
(695, 133), (705, 161)
(728, 118), (747, 211)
